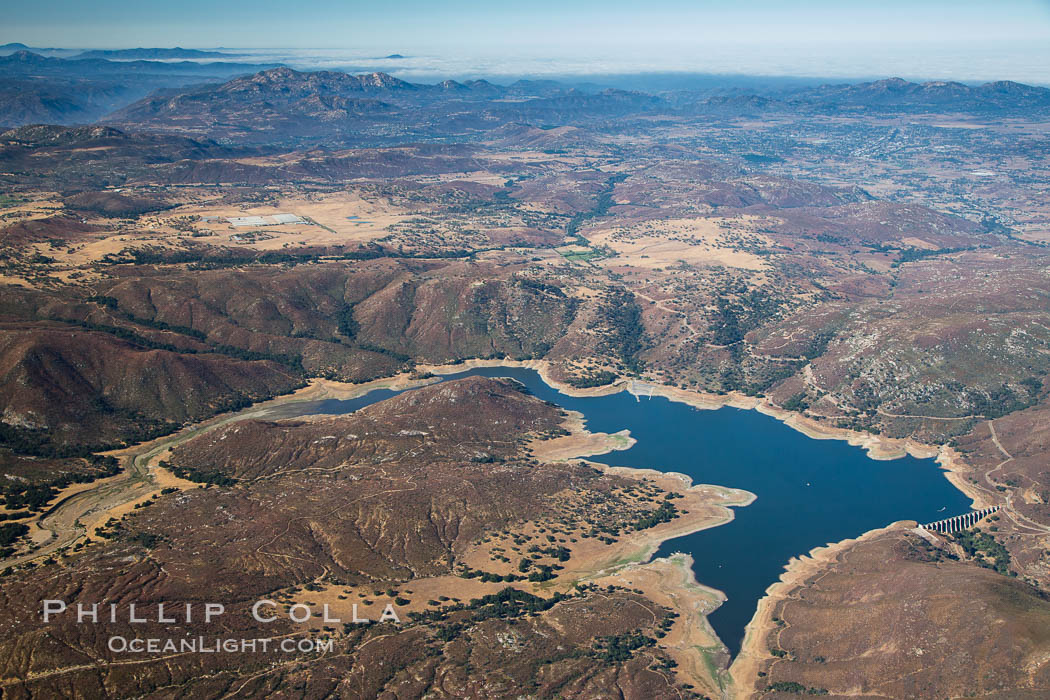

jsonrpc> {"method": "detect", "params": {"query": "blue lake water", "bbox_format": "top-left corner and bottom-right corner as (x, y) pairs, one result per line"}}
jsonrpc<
(279, 366), (971, 657)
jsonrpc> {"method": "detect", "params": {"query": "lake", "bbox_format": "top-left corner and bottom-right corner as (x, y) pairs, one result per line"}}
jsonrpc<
(278, 366), (971, 657)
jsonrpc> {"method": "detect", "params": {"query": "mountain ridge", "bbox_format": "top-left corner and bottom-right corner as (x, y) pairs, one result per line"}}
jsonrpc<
(74, 47), (243, 60)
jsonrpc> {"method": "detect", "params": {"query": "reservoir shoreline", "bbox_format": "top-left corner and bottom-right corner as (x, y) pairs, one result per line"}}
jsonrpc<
(11, 358), (984, 696)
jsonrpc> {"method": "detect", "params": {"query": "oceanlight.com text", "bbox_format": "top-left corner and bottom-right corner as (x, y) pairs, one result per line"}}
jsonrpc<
(107, 636), (334, 654)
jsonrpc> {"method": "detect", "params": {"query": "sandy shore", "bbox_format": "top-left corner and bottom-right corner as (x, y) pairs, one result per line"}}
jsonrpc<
(592, 553), (733, 698)
(567, 462), (751, 695)
(261, 372), (443, 406)
(934, 444), (995, 510)
(529, 409), (636, 461)
(523, 458), (755, 600)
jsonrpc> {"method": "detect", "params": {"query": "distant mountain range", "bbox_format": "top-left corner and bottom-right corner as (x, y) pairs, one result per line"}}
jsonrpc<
(786, 77), (1050, 112)
(102, 66), (1050, 146)
(104, 66), (664, 145)
(685, 77), (1050, 116)
(4, 50), (1050, 139)
(73, 47), (244, 60)
(0, 51), (277, 125)
(0, 43), (243, 60)
(0, 50), (271, 76)
(0, 42), (79, 58)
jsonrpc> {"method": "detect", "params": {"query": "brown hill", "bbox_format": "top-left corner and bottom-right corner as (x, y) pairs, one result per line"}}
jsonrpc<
(64, 191), (172, 217)
(93, 261), (576, 370)
(0, 324), (302, 453)
(736, 527), (1050, 698)
(0, 124), (229, 190)
(0, 215), (96, 247)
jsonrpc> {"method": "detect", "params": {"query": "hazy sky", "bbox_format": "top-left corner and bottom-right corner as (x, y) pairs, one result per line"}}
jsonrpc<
(6, 1), (1050, 82)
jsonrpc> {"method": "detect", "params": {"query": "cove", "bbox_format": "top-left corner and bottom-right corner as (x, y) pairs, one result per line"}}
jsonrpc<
(278, 366), (972, 658)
